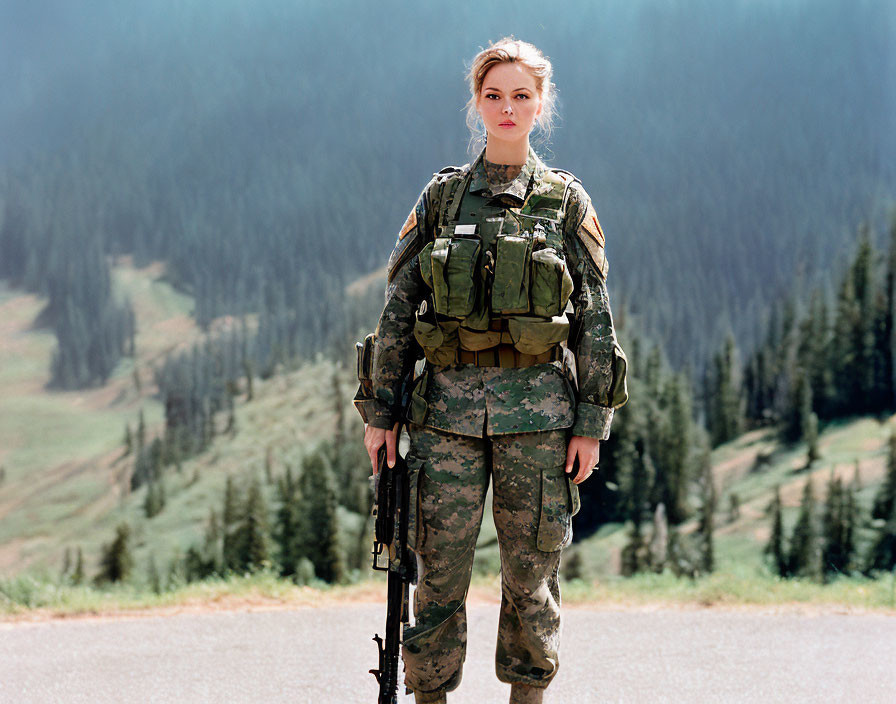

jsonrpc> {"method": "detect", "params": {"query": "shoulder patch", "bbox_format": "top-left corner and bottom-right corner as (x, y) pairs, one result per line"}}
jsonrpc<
(576, 199), (609, 279)
(397, 208), (417, 241)
(387, 202), (425, 283)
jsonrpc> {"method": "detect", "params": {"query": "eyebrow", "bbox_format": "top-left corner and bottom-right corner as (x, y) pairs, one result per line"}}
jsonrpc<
(483, 86), (533, 93)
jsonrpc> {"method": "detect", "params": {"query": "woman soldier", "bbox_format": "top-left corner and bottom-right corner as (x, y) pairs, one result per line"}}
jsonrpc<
(356, 38), (629, 704)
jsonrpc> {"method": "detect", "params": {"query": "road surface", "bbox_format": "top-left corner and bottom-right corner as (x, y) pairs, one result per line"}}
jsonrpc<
(1, 603), (895, 703)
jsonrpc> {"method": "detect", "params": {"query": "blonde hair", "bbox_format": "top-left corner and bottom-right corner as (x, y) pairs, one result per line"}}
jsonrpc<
(465, 37), (557, 154)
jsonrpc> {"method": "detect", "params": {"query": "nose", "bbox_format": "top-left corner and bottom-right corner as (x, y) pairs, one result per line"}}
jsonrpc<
(502, 101), (513, 115)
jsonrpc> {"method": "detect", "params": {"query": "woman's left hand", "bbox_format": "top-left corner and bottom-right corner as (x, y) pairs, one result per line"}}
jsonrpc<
(565, 436), (601, 484)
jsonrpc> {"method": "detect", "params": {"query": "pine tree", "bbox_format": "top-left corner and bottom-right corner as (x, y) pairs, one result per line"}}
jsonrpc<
(872, 429), (896, 522)
(238, 478), (270, 572)
(222, 475), (242, 573)
(804, 412), (820, 467)
(884, 213), (896, 409)
(708, 333), (743, 447)
(72, 546), (84, 585)
(95, 522), (134, 584)
(657, 374), (692, 525)
(299, 449), (345, 583)
(696, 447), (716, 574)
(766, 486), (788, 576)
(200, 508), (223, 577)
(727, 492), (741, 524)
(273, 466), (301, 578)
(821, 473), (853, 579)
(787, 479), (819, 579)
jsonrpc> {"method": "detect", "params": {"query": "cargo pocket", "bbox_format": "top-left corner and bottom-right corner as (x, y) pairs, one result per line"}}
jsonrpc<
(530, 247), (574, 318)
(491, 234), (533, 314)
(537, 465), (573, 552)
(405, 454), (425, 553)
(431, 236), (481, 318)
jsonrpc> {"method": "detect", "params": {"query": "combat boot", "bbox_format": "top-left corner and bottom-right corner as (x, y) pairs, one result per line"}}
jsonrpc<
(414, 690), (447, 704)
(509, 683), (545, 704)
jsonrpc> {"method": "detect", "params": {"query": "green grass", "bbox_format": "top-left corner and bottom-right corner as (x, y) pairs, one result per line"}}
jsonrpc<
(3, 565), (894, 619)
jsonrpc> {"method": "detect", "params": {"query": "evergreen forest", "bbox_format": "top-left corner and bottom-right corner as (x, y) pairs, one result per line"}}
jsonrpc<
(1, 0), (895, 593)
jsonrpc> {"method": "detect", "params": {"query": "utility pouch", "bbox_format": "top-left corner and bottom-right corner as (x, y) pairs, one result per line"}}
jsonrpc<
(531, 247), (574, 318)
(406, 369), (431, 426)
(507, 314), (570, 355)
(491, 234), (532, 314)
(412, 301), (459, 367)
(356, 332), (374, 383)
(609, 341), (629, 408)
(430, 236), (481, 319)
(457, 326), (502, 351)
(419, 241), (434, 288)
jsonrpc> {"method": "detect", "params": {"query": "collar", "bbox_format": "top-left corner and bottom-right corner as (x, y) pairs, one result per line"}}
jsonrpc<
(468, 145), (547, 207)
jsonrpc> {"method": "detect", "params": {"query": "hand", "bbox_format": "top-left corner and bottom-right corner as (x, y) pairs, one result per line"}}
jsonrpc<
(364, 422), (400, 475)
(565, 435), (601, 484)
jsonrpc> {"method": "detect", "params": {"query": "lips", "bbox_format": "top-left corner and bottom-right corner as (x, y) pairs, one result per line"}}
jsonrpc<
(499, 121), (516, 127)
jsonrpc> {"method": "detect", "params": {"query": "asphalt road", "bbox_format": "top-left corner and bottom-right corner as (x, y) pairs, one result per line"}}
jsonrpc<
(1, 604), (895, 703)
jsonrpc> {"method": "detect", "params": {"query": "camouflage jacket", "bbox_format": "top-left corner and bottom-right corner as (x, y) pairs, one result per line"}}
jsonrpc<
(358, 146), (628, 439)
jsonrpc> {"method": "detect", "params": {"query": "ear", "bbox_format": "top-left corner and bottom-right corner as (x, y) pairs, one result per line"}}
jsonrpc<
(535, 96), (544, 118)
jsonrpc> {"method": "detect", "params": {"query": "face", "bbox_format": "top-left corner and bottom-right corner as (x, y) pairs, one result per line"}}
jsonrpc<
(476, 61), (543, 146)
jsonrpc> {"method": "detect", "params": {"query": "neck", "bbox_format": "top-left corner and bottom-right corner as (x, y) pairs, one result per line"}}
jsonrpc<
(484, 137), (529, 166)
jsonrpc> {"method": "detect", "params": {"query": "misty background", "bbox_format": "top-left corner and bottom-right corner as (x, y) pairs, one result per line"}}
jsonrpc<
(2, 0), (893, 374)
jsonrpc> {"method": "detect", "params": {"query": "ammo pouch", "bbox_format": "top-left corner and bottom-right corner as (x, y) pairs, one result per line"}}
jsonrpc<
(531, 247), (574, 318)
(406, 367), (431, 426)
(421, 235), (481, 319)
(413, 300), (460, 367)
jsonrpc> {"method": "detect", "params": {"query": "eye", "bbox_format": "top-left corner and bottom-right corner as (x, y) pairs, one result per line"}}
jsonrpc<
(514, 93), (530, 100)
(485, 93), (500, 100)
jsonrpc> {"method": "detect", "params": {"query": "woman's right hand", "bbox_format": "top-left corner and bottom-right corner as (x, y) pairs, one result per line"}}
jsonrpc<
(364, 422), (400, 475)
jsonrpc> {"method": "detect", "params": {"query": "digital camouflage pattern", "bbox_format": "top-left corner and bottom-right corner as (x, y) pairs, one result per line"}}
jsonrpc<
(359, 146), (628, 700)
(366, 145), (627, 440)
(402, 424), (573, 695)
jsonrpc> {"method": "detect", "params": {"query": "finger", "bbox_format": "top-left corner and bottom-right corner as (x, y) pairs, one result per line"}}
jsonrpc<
(574, 457), (592, 484)
(385, 424), (398, 468)
(368, 442), (379, 476)
(564, 441), (577, 474)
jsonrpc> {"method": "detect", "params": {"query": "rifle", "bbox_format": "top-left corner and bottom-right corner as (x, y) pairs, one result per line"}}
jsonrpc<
(369, 435), (417, 703)
(353, 334), (418, 703)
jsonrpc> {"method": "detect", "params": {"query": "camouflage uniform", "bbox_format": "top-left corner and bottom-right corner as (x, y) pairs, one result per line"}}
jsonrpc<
(357, 146), (628, 700)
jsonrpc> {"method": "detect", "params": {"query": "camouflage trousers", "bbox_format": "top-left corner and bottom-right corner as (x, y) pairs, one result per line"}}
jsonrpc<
(401, 423), (577, 696)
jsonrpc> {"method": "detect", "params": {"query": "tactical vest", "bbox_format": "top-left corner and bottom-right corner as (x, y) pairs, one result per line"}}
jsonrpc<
(413, 165), (576, 367)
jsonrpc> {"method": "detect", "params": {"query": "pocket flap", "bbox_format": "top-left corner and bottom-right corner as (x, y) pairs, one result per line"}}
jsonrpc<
(536, 466), (573, 552)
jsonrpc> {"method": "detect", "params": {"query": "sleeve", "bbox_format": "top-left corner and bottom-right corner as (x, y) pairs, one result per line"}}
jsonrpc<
(358, 183), (433, 429)
(562, 181), (629, 440)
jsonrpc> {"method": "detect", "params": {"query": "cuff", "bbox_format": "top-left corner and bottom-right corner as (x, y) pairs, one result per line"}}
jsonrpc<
(571, 402), (615, 440)
(366, 398), (397, 429)
(352, 390), (396, 428)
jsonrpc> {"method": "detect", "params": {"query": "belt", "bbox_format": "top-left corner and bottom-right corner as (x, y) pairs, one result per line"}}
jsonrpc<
(456, 344), (561, 368)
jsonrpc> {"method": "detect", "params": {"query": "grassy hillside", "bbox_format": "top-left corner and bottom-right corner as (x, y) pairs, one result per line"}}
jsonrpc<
(2, 262), (895, 608)
(557, 417), (894, 585)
